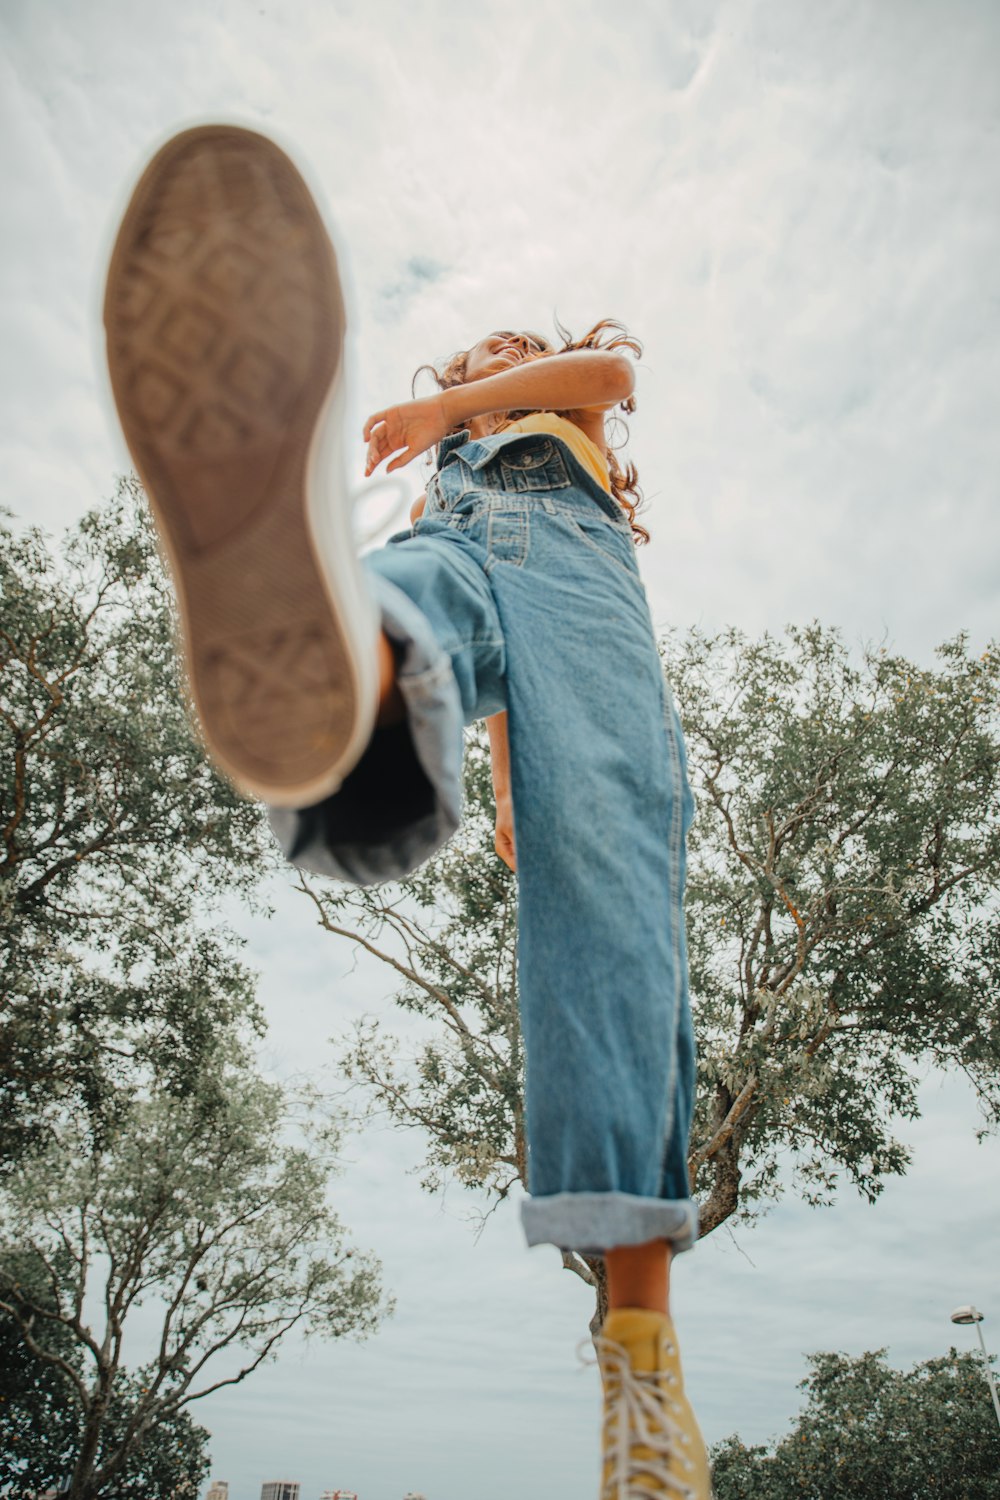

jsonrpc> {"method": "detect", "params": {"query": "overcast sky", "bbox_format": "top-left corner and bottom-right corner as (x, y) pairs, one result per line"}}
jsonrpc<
(2, 1), (999, 1497)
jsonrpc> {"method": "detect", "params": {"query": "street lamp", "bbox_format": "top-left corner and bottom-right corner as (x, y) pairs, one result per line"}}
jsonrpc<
(950, 1305), (1000, 1433)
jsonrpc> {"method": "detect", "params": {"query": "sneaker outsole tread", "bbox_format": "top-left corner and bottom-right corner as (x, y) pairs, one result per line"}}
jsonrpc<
(104, 124), (375, 806)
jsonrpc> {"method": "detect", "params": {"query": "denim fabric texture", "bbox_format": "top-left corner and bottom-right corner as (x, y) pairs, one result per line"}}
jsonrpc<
(268, 429), (699, 1257)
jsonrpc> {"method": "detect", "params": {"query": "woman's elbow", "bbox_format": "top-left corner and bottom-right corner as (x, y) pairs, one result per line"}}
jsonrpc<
(602, 351), (635, 403)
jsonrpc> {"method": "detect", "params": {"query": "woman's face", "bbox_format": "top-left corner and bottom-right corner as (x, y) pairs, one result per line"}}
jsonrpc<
(463, 330), (551, 383)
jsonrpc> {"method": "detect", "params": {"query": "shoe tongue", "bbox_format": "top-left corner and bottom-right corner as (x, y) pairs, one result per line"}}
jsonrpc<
(602, 1308), (676, 1374)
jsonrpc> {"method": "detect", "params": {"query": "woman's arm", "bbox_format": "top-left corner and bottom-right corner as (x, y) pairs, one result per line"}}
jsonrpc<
(364, 349), (633, 477)
(443, 348), (633, 427)
(486, 711), (516, 872)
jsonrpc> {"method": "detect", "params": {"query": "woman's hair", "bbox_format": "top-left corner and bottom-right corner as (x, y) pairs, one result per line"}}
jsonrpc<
(412, 318), (649, 545)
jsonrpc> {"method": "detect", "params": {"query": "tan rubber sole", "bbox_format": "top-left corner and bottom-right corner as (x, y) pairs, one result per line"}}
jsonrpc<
(103, 124), (373, 806)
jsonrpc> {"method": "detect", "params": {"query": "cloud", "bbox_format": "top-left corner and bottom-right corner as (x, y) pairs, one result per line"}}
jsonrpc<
(375, 255), (450, 321)
(3, 0), (999, 1492)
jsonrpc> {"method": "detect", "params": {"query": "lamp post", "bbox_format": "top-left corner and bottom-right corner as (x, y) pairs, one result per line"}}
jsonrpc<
(950, 1305), (1000, 1433)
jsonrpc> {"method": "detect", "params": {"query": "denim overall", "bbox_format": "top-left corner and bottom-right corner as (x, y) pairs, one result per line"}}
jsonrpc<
(268, 429), (699, 1257)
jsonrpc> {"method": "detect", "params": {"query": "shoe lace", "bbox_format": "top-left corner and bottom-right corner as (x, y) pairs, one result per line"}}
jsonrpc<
(577, 1335), (699, 1500)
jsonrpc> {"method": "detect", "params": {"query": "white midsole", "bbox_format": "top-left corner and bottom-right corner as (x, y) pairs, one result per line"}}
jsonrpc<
(293, 336), (383, 807)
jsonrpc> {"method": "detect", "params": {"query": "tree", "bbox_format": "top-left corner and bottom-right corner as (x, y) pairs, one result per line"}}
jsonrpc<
(1, 482), (273, 1174)
(0, 1049), (393, 1500)
(295, 727), (526, 1197)
(0, 1253), (210, 1498)
(0, 1248), (84, 1489)
(675, 623), (1000, 1234)
(710, 1347), (1000, 1499)
(79, 1385), (209, 1500)
(293, 624), (1000, 1322)
(1, 487), (393, 1497)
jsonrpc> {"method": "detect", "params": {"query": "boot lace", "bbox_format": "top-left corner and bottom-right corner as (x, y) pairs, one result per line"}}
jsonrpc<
(577, 1334), (699, 1500)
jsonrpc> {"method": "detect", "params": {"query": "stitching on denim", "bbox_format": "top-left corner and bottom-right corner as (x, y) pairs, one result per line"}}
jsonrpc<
(554, 511), (640, 582)
(484, 553), (528, 574)
(498, 437), (558, 469)
(439, 498), (543, 520)
(499, 453), (572, 494)
(519, 1191), (698, 1253)
(537, 434), (626, 523)
(433, 634), (506, 656)
(416, 511), (479, 529)
(547, 497), (630, 533)
(449, 436), (574, 495)
(486, 509), (529, 570)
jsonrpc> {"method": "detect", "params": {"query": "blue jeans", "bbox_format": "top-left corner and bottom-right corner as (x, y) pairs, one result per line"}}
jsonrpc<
(269, 429), (699, 1257)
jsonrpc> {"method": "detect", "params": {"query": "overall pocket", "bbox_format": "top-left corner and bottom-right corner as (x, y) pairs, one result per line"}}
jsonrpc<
(485, 507), (530, 569)
(552, 507), (639, 582)
(460, 435), (573, 493)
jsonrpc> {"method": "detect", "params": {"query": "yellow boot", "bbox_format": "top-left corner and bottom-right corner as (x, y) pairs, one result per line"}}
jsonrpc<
(581, 1307), (712, 1499)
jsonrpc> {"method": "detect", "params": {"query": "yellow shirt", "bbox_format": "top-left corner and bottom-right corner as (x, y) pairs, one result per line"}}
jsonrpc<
(496, 412), (612, 495)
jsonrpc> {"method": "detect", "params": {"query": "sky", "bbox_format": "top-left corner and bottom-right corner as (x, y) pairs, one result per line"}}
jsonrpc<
(2, 0), (999, 1496)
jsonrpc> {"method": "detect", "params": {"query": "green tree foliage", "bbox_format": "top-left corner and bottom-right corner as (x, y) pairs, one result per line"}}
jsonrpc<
(0, 481), (273, 1173)
(0, 1252), (210, 1497)
(1, 490), (392, 1498)
(0, 1248), (84, 1487)
(711, 1347), (1000, 1499)
(295, 623), (1000, 1315)
(0, 1056), (392, 1500)
(674, 624), (1000, 1233)
(297, 726), (523, 1198)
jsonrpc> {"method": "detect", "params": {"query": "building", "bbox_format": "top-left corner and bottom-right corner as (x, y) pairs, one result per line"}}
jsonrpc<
(206, 1483), (229, 1500)
(261, 1483), (300, 1500)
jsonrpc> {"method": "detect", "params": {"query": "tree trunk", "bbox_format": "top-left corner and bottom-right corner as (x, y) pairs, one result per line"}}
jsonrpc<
(68, 1374), (116, 1500)
(694, 1129), (744, 1238)
(584, 1254), (608, 1337)
(68, 1393), (107, 1500)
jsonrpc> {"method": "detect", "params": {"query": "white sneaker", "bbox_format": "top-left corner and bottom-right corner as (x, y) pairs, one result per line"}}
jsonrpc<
(103, 122), (380, 807)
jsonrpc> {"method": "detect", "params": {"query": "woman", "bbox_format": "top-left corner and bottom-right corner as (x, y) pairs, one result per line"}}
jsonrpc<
(103, 123), (709, 1500)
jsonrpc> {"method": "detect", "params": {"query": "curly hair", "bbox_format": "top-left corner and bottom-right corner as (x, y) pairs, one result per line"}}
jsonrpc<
(412, 318), (649, 545)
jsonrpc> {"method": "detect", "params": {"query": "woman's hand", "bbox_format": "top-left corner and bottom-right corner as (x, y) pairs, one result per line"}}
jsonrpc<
(364, 394), (451, 476)
(486, 711), (515, 870)
(495, 791), (516, 872)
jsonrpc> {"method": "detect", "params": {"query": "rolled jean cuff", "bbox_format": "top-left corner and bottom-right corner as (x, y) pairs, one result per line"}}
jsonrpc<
(520, 1191), (699, 1258)
(266, 569), (465, 886)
